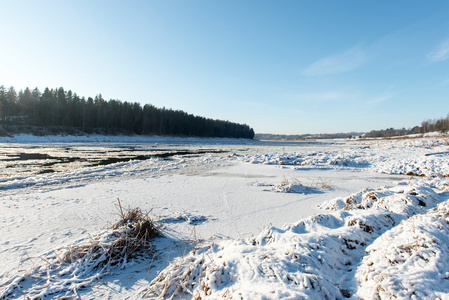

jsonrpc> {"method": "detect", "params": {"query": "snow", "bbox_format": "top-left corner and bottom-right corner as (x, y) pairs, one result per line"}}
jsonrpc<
(1, 134), (449, 299)
(356, 200), (449, 299)
(146, 176), (448, 299)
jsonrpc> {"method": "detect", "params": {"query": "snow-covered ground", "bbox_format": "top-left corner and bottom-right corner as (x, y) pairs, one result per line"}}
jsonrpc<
(1, 134), (449, 299)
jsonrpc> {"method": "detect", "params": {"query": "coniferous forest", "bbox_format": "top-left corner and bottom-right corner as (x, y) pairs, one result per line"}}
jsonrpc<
(0, 85), (255, 139)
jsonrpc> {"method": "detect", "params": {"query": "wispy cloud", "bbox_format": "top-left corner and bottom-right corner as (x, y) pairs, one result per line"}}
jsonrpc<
(363, 86), (394, 111)
(366, 94), (391, 106)
(427, 39), (449, 62)
(294, 91), (345, 102)
(302, 46), (366, 76)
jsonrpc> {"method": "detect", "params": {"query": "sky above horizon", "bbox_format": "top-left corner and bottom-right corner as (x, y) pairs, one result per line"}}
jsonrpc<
(1, 1), (449, 135)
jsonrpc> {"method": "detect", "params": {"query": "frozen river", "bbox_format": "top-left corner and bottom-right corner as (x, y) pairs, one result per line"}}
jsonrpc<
(2, 135), (449, 299)
(0, 139), (343, 193)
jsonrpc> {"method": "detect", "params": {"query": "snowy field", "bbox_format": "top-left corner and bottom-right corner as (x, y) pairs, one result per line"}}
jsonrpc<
(1, 134), (449, 299)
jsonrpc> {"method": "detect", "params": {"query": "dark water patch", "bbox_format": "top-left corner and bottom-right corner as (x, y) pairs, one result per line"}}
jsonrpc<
(0, 146), (230, 178)
(43, 157), (83, 167)
(92, 157), (140, 166)
(156, 149), (227, 158)
(69, 149), (109, 154)
(90, 149), (228, 167)
(39, 169), (56, 174)
(14, 153), (52, 160)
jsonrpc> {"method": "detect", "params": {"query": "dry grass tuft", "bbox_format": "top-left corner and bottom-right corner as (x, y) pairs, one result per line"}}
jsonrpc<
(364, 191), (378, 201)
(63, 199), (161, 267)
(312, 177), (333, 189)
(273, 176), (308, 193)
(0, 199), (162, 300)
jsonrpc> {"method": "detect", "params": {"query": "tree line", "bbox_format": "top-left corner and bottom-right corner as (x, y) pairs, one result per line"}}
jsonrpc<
(0, 85), (255, 139)
(364, 114), (449, 138)
(255, 132), (363, 140)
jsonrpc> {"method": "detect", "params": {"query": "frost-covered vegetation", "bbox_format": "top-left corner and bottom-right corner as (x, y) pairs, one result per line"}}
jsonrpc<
(145, 177), (449, 299)
(144, 136), (449, 299)
(0, 200), (161, 299)
(1, 135), (449, 299)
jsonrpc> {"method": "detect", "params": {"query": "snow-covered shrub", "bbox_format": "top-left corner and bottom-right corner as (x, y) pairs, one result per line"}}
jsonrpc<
(144, 177), (449, 299)
(355, 200), (449, 299)
(0, 202), (161, 299)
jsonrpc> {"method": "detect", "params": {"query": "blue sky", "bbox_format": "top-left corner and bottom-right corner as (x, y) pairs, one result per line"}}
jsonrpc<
(1, 1), (449, 134)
